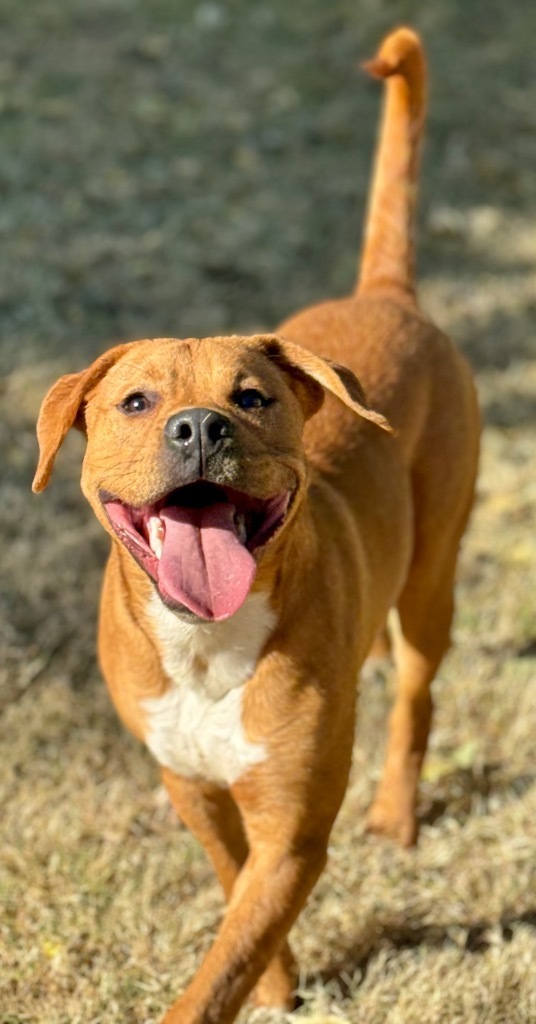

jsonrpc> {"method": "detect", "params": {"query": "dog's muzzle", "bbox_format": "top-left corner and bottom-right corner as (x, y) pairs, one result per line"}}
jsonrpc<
(102, 480), (293, 622)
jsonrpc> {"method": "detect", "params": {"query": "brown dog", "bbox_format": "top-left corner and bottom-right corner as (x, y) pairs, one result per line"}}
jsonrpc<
(33, 27), (479, 1024)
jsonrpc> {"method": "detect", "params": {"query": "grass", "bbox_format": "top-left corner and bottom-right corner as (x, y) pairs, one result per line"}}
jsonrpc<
(1, 1), (536, 1022)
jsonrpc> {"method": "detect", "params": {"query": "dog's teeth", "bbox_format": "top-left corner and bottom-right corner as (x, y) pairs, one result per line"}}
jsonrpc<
(148, 516), (165, 559)
(234, 513), (247, 544)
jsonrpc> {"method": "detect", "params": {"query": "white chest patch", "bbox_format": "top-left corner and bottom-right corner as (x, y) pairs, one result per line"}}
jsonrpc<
(142, 592), (276, 786)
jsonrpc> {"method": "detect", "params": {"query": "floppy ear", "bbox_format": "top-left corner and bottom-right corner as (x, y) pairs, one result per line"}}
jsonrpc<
(258, 335), (393, 431)
(32, 344), (132, 493)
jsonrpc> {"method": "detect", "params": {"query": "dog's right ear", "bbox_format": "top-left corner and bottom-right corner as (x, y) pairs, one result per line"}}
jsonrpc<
(32, 344), (132, 493)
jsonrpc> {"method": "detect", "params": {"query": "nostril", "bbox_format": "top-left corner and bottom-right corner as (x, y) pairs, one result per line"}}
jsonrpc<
(177, 422), (193, 441)
(208, 417), (231, 443)
(165, 414), (195, 445)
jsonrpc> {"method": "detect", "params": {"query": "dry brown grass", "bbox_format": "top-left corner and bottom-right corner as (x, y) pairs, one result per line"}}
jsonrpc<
(2, 1), (536, 1022)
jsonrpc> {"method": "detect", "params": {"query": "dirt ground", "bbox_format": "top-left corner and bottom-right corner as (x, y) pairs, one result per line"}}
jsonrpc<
(1, 1), (535, 1022)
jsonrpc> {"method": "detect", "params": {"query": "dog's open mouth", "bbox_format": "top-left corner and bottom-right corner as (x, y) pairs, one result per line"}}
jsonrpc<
(102, 482), (291, 621)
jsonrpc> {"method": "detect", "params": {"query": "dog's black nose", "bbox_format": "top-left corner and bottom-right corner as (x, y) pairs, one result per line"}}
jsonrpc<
(164, 408), (233, 457)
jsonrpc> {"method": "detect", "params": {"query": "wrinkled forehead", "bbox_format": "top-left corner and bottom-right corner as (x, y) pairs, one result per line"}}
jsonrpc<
(95, 336), (285, 404)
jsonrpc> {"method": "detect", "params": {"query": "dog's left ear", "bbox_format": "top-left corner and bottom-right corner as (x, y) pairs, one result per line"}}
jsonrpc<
(257, 335), (393, 431)
(32, 343), (132, 493)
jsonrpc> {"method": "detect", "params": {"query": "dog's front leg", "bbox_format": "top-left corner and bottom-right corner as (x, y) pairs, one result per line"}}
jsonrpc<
(162, 768), (297, 1010)
(162, 769), (249, 900)
(162, 806), (328, 1024)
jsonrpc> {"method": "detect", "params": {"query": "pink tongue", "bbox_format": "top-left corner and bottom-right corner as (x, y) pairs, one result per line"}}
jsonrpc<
(157, 503), (257, 621)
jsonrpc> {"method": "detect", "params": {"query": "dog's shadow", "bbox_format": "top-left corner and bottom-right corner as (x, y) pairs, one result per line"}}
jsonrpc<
(303, 763), (536, 1002)
(418, 762), (536, 828)
(313, 907), (536, 1000)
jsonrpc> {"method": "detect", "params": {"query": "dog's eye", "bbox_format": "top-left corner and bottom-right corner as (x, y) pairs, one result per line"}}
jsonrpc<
(120, 392), (153, 414)
(234, 389), (271, 411)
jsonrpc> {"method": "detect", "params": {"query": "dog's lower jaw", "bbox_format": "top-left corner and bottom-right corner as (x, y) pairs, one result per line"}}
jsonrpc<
(102, 482), (295, 623)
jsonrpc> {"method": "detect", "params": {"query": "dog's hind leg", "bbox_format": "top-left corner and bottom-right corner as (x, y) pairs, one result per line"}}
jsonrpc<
(367, 465), (476, 848)
(162, 770), (297, 1011)
(367, 565), (455, 847)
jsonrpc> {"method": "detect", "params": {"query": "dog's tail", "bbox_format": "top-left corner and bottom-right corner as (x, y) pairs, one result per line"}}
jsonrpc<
(357, 27), (426, 299)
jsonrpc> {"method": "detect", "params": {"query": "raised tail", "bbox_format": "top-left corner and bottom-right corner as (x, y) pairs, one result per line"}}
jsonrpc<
(357, 27), (427, 299)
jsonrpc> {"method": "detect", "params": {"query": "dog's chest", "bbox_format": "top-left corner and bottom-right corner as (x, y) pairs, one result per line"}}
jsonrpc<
(142, 593), (275, 786)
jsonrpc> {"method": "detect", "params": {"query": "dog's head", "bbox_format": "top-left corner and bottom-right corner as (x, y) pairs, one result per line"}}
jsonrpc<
(33, 334), (390, 622)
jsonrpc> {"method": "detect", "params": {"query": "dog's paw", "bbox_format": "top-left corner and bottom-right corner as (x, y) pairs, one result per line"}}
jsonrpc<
(366, 799), (418, 848)
(252, 944), (297, 1012)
